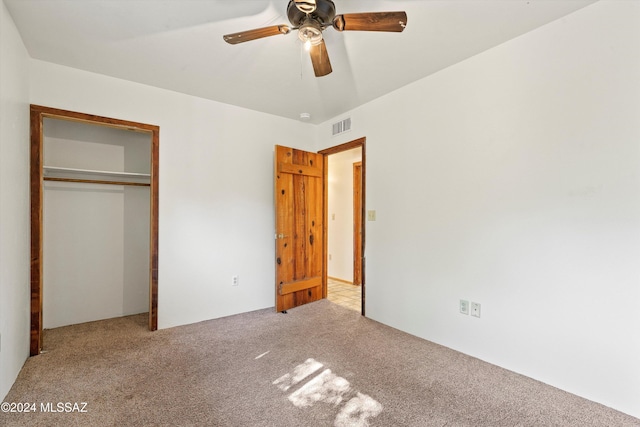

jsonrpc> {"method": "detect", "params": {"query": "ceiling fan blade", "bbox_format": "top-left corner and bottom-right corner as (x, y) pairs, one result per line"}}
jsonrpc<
(223, 25), (290, 45)
(333, 12), (407, 32)
(309, 40), (332, 77)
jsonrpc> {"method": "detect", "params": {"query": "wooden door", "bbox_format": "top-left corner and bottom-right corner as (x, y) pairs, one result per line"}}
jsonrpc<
(274, 145), (324, 312)
(353, 161), (363, 285)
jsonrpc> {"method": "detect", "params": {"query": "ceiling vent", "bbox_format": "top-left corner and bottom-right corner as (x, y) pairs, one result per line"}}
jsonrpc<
(332, 117), (351, 136)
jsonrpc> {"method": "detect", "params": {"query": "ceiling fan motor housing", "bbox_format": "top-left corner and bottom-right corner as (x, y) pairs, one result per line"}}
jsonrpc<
(287, 0), (336, 27)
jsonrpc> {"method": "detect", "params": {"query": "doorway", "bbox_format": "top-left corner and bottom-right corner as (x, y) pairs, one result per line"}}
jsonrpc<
(320, 138), (365, 315)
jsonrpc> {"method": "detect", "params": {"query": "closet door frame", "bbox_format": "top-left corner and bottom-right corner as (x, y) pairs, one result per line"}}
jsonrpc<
(30, 104), (160, 356)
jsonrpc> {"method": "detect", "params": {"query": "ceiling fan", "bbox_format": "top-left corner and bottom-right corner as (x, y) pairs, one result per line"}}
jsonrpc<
(223, 0), (407, 77)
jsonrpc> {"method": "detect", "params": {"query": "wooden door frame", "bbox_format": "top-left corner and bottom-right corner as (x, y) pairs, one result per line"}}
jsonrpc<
(29, 104), (159, 356)
(319, 137), (366, 315)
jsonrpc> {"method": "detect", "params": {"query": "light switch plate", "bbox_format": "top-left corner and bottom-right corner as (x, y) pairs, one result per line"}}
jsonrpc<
(367, 210), (376, 221)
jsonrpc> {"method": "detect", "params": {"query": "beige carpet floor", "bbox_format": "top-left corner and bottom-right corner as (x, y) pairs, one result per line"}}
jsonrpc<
(1, 300), (638, 426)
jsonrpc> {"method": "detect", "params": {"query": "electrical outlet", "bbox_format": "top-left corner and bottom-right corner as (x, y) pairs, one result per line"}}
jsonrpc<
(232, 275), (239, 286)
(459, 300), (469, 315)
(471, 302), (481, 318)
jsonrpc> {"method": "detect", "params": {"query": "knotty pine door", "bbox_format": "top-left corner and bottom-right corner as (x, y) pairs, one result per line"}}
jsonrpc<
(274, 145), (325, 312)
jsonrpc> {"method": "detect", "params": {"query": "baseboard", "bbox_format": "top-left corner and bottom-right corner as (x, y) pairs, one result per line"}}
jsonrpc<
(328, 276), (354, 285)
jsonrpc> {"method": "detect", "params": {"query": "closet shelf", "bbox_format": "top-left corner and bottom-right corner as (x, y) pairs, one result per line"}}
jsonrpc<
(43, 166), (150, 179)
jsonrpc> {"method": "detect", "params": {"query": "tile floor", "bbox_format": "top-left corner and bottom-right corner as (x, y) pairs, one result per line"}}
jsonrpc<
(327, 278), (361, 312)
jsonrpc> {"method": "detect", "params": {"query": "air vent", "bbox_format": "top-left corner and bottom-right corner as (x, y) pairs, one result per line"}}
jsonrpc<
(332, 117), (351, 136)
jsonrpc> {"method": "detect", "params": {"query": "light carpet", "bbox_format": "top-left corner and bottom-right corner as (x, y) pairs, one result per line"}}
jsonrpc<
(1, 300), (638, 426)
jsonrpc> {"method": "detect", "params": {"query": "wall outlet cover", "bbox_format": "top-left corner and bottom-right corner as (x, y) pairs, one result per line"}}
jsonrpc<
(460, 300), (469, 315)
(471, 302), (481, 318)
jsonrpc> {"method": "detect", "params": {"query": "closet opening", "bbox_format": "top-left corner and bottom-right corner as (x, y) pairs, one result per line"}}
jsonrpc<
(30, 105), (159, 356)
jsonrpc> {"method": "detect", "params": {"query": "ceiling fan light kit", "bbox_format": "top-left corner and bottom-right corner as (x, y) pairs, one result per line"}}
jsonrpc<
(298, 20), (323, 48)
(223, 0), (407, 77)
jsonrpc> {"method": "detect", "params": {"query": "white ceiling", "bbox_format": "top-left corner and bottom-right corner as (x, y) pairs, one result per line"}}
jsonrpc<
(5, 0), (596, 124)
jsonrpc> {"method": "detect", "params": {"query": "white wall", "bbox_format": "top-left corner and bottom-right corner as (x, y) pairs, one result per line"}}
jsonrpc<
(327, 148), (361, 281)
(316, 0), (640, 418)
(29, 59), (317, 330)
(0, 0), (30, 401)
(123, 186), (151, 315)
(42, 120), (150, 328)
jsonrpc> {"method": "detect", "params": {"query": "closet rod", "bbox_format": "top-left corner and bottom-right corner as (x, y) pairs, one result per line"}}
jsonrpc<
(44, 177), (151, 187)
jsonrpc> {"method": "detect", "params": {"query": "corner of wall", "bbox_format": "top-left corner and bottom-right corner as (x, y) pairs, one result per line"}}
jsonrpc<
(0, 0), (32, 400)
